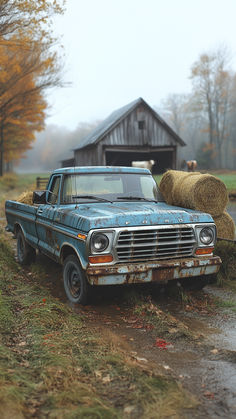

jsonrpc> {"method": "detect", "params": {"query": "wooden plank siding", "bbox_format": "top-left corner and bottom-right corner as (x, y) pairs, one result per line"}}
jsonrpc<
(74, 105), (180, 170)
(68, 98), (185, 173)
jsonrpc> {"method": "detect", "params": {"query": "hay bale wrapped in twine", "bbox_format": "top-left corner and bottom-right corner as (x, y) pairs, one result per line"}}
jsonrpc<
(171, 171), (201, 206)
(17, 191), (34, 205)
(213, 211), (235, 240)
(172, 173), (228, 216)
(160, 171), (228, 216)
(159, 170), (180, 205)
(159, 170), (201, 205)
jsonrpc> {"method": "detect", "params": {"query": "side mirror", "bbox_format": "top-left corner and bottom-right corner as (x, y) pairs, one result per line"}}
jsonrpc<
(33, 190), (47, 204)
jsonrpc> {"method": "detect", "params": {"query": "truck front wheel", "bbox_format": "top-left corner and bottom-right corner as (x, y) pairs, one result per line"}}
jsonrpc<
(16, 229), (36, 265)
(63, 255), (90, 305)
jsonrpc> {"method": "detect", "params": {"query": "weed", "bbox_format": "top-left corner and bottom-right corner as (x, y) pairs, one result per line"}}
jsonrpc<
(214, 240), (236, 283)
(215, 299), (236, 309)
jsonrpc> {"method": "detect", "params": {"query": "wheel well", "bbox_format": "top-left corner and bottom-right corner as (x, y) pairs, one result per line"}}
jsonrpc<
(60, 245), (77, 263)
(14, 223), (22, 236)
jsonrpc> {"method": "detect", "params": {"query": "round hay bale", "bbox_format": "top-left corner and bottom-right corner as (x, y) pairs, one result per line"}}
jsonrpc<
(17, 191), (34, 205)
(214, 212), (235, 240)
(171, 173), (228, 216)
(159, 170), (181, 205)
(171, 171), (201, 206)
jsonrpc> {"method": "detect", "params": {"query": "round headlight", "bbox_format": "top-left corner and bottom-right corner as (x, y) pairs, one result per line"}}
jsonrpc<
(199, 227), (214, 245)
(91, 233), (109, 253)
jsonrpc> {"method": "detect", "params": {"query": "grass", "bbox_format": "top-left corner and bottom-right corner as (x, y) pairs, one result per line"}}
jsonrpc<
(215, 299), (236, 310)
(154, 171), (236, 193)
(0, 225), (196, 418)
(0, 173), (49, 217)
(214, 240), (236, 284)
(210, 173), (236, 193)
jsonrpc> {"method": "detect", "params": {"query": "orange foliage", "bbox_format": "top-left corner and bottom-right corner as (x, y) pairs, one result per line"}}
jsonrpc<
(0, 0), (65, 174)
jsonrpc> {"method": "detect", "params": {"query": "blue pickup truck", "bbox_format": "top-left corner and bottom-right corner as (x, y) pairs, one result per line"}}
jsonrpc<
(5, 166), (221, 304)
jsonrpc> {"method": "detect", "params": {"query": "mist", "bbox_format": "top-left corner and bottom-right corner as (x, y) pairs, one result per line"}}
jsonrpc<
(17, 121), (99, 173)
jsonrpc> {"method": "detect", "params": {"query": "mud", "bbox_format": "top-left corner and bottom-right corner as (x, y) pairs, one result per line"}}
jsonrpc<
(5, 234), (236, 418)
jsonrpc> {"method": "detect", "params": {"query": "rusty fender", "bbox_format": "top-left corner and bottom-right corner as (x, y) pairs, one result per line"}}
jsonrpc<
(86, 256), (222, 286)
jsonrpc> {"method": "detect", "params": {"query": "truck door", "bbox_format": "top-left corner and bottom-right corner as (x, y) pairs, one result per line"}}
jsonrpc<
(36, 175), (62, 258)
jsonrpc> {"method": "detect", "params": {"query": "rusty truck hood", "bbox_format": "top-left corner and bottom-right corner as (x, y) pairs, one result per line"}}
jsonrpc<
(56, 201), (213, 232)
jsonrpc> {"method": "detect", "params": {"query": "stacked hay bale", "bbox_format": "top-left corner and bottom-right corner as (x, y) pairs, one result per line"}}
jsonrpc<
(159, 170), (235, 240)
(17, 191), (34, 205)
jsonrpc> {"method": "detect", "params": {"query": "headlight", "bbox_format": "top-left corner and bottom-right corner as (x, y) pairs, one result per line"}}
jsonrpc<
(199, 227), (214, 245)
(91, 233), (109, 253)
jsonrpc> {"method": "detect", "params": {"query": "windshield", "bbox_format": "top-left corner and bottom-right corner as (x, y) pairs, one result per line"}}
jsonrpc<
(61, 173), (164, 203)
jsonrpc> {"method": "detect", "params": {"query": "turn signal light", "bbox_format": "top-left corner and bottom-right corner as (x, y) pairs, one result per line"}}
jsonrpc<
(195, 247), (214, 256)
(89, 255), (113, 264)
(77, 233), (86, 240)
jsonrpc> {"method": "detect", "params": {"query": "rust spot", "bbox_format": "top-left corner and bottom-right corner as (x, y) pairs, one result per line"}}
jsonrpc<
(45, 228), (58, 249)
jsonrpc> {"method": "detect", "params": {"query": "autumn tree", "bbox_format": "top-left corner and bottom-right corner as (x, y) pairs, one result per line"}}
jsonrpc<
(190, 47), (235, 168)
(0, 0), (65, 175)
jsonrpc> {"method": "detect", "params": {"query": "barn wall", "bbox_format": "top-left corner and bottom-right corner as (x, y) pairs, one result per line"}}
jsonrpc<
(75, 145), (104, 166)
(74, 104), (182, 167)
(100, 105), (178, 150)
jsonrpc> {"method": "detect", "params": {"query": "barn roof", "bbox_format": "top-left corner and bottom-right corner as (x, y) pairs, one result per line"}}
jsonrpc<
(74, 97), (185, 151)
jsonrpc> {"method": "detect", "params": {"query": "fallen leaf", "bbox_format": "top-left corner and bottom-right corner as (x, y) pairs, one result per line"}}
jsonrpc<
(94, 370), (102, 378)
(154, 338), (171, 350)
(204, 391), (215, 399)
(136, 357), (148, 363)
(168, 327), (179, 334)
(18, 341), (27, 347)
(124, 406), (136, 414)
(102, 375), (111, 383)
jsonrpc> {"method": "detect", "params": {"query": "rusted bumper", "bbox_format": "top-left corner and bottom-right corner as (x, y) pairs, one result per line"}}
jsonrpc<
(86, 256), (222, 286)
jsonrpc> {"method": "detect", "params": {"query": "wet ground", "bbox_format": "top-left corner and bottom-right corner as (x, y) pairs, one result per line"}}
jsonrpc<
(3, 222), (236, 419)
(17, 250), (236, 419)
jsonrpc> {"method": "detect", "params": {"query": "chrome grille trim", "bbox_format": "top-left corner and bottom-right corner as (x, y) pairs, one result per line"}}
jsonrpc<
(115, 227), (196, 261)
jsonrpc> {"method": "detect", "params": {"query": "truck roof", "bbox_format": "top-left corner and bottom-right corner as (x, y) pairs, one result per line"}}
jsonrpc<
(53, 166), (151, 175)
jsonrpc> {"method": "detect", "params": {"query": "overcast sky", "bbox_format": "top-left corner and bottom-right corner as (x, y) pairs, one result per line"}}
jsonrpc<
(46, 0), (236, 130)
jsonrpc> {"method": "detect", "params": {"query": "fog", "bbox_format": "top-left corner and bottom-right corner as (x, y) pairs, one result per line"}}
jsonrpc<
(17, 121), (99, 173)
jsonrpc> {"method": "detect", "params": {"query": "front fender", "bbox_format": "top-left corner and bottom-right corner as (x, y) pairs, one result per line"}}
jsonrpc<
(59, 241), (88, 270)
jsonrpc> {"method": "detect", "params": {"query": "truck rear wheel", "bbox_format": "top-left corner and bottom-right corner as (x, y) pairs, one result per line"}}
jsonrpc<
(16, 229), (36, 265)
(63, 255), (90, 305)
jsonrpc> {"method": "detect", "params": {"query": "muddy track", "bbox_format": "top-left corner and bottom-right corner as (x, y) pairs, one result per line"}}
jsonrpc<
(6, 235), (236, 419)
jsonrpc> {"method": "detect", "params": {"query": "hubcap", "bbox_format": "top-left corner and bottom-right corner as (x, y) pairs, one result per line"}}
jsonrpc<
(68, 266), (81, 298)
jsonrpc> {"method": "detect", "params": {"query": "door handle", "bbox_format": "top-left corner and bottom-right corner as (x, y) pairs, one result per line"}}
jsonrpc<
(38, 209), (43, 214)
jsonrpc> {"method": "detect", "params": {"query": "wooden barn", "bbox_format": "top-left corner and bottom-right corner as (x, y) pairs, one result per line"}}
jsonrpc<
(63, 98), (185, 173)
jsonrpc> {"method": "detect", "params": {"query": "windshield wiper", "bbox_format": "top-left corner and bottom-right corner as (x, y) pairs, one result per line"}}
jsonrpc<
(117, 196), (157, 202)
(72, 195), (113, 203)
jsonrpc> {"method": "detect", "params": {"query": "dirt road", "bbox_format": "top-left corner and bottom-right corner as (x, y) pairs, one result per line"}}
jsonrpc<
(23, 250), (236, 419)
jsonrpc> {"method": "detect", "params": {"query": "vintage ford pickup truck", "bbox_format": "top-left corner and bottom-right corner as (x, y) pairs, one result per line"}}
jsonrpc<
(5, 166), (221, 304)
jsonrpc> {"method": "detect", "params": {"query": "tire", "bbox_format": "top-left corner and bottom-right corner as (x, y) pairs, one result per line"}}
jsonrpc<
(63, 255), (90, 305)
(16, 229), (36, 265)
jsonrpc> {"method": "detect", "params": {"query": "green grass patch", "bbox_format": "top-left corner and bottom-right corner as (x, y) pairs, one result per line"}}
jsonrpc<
(210, 173), (236, 192)
(154, 171), (236, 192)
(215, 299), (236, 310)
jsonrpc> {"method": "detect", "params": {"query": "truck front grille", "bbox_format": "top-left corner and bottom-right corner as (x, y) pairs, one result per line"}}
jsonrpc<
(116, 227), (195, 262)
